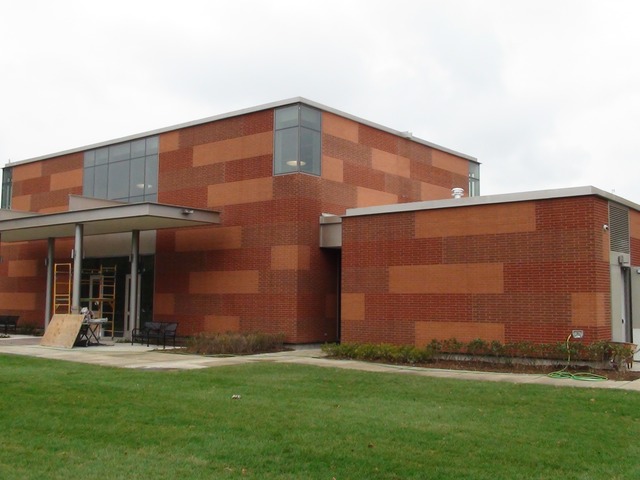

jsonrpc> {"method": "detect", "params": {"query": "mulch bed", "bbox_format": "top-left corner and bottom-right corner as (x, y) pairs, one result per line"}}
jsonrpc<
(415, 359), (640, 381)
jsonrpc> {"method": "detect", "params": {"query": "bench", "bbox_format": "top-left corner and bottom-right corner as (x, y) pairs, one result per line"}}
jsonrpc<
(131, 321), (178, 349)
(0, 315), (19, 334)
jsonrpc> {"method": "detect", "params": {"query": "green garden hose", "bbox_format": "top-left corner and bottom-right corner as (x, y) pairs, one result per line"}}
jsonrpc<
(547, 334), (608, 382)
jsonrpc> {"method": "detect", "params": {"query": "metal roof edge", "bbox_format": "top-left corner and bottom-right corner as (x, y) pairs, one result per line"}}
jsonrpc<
(344, 186), (640, 217)
(6, 97), (477, 167)
(297, 98), (478, 163)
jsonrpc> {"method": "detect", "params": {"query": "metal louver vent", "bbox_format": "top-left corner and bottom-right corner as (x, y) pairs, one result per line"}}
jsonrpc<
(609, 202), (630, 254)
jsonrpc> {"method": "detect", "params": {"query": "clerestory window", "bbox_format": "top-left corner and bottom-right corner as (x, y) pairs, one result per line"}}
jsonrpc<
(1, 167), (12, 209)
(83, 136), (158, 203)
(468, 162), (480, 197)
(274, 104), (321, 176)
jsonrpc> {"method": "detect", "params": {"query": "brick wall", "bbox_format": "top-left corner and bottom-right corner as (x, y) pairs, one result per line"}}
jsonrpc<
(341, 196), (612, 346)
(0, 103), (474, 338)
(0, 154), (83, 326)
(10, 153), (83, 213)
(153, 106), (473, 342)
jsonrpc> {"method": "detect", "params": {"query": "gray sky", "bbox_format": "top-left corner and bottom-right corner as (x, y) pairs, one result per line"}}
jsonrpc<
(2, 0), (639, 203)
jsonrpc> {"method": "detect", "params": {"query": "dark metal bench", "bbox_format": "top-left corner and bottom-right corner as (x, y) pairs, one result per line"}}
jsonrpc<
(131, 321), (178, 349)
(0, 315), (19, 334)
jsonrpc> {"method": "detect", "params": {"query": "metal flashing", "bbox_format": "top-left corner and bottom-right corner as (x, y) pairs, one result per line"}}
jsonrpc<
(344, 186), (640, 218)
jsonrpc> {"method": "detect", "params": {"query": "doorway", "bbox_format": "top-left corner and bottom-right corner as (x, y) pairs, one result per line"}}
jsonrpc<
(79, 256), (154, 338)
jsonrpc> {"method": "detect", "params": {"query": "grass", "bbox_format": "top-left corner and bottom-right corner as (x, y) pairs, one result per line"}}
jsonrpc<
(0, 354), (639, 480)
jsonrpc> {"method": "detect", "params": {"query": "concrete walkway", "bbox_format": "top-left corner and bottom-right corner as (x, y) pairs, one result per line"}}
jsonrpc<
(1, 335), (639, 392)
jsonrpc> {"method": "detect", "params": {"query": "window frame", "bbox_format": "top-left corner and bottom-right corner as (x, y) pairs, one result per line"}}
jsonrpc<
(83, 136), (159, 203)
(1, 167), (12, 209)
(468, 162), (480, 197)
(273, 104), (321, 176)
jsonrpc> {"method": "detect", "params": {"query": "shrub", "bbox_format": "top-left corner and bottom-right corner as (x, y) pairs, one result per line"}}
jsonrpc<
(441, 338), (464, 353)
(322, 338), (636, 368)
(185, 332), (286, 355)
(321, 342), (435, 365)
(466, 338), (490, 355)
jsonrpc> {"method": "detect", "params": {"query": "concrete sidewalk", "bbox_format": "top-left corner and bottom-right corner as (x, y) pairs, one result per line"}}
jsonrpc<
(1, 335), (639, 392)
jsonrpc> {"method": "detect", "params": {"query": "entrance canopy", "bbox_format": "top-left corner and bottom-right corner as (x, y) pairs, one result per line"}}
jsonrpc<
(0, 196), (220, 325)
(0, 199), (220, 242)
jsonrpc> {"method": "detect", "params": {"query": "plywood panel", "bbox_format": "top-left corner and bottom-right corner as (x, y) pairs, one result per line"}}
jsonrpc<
(40, 314), (84, 349)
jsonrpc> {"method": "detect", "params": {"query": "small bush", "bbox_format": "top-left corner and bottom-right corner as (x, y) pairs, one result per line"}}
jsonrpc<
(466, 338), (489, 355)
(322, 338), (636, 368)
(185, 332), (286, 355)
(322, 342), (436, 365)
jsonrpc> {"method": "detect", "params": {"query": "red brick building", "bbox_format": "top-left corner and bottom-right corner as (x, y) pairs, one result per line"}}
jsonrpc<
(0, 98), (477, 343)
(336, 188), (640, 351)
(1, 99), (638, 352)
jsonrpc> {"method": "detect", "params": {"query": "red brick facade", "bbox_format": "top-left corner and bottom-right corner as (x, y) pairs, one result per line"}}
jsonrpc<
(3, 101), (637, 347)
(341, 196), (614, 346)
(1, 101), (473, 342)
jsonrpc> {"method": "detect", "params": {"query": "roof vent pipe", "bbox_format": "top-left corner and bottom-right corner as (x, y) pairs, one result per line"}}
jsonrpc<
(451, 187), (464, 199)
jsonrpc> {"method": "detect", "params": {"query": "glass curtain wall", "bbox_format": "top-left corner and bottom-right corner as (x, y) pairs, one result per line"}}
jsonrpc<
(274, 104), (321, 176)
(83, 136), (158, 203)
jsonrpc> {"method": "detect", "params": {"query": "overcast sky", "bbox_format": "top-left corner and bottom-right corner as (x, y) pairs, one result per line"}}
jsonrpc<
(1, 0), (639, 203)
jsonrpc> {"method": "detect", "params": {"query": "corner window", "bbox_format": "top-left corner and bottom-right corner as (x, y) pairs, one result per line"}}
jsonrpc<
(469, 163), (480, 197)
(83, 136), (158, 203)
(1, 167), (12, 209)
(274, 104), (321, 176)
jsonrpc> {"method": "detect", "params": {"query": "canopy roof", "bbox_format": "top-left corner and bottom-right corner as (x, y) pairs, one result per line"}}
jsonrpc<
(0, 198), (220, 243)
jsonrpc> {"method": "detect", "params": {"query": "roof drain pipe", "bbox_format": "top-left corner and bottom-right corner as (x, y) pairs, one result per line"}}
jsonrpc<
(451, 187), (465, 199)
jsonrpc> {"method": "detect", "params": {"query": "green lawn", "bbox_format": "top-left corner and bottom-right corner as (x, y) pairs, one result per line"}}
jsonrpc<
(0, 354), (638, 480)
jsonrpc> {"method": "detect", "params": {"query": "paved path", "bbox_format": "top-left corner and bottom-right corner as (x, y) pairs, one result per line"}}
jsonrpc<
(1, 335), (639, 392)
